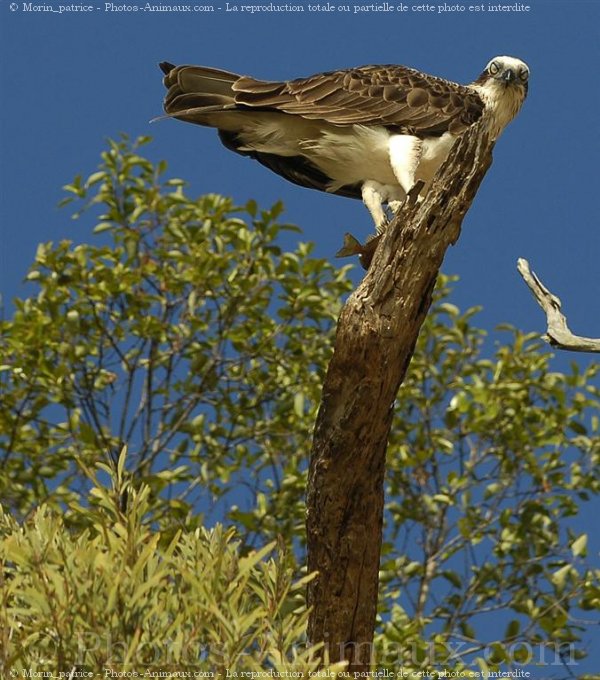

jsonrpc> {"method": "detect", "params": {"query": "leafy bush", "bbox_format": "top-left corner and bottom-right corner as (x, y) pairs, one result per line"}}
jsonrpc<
(0, 459), (339, 675)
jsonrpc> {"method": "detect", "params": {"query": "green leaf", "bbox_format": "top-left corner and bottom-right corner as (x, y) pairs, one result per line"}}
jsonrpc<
(93, 222), (114, 234)
(551, 565), (572, 591)
(293, 392), (305, 418)
(504, 619), (520, 639)
(571, 534), (588, 557)
(474, 657), (490, 678)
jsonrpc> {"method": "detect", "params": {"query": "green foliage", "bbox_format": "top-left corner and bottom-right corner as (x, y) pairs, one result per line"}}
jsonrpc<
(0, 135), (351, 538)
(1, 136), (599, 677)
(0, 461), (340, 675)
(377, 290), (600, 673)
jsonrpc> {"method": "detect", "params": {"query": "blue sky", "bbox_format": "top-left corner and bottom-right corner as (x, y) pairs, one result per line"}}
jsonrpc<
(1, 0), (599, 674)
(1, 1), (599, 345)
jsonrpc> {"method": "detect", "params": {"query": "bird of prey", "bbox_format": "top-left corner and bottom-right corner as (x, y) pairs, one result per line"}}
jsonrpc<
(159, 57), (528, 237)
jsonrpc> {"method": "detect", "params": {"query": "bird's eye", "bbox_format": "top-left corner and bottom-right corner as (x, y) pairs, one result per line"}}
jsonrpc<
(518, 68), (529, 82)
(489, 61), (500, 75)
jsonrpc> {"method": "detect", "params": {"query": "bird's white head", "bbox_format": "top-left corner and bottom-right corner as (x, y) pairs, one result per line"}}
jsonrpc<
(471, 55), (529, 138)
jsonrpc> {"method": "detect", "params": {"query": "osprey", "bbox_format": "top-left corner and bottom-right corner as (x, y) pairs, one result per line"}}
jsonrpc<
(159, 57), (528, 234)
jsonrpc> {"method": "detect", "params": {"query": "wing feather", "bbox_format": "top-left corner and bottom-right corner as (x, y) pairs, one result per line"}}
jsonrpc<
(232, 65), (484, 135)
(160, 62), (485, 137)
(218, 130), (362, 200)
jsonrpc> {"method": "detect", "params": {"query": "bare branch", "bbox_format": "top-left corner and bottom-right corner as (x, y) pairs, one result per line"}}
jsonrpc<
(517, 258), (600, 353)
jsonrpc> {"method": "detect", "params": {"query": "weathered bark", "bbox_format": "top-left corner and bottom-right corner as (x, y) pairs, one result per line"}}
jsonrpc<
(306, 123), (496, 671)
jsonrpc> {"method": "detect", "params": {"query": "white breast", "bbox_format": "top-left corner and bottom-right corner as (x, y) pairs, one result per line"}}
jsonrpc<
(236, 115), (459, 196)
(416, 132), (457, 183)
(300, 124), (399, 191)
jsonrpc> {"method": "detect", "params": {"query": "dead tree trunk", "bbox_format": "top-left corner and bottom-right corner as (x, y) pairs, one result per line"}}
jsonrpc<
(306, 123), (496, 671)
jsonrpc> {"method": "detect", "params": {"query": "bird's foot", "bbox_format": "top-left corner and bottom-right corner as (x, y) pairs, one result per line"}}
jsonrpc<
(375, 217), (390, 235)
(386, 180), (425, 219)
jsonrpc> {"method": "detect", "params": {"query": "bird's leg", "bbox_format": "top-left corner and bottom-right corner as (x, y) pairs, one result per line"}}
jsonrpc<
(388, 135), (423, 211)
(389, 135), (423, 189)
(381, 184), (404, 217)
(361, 180), (389, 234)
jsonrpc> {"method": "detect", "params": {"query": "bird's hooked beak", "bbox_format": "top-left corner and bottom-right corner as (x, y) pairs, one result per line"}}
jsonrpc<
(502, 68), (516, 83)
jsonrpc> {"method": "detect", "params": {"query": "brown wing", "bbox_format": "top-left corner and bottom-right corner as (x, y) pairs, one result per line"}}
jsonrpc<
(160, 62), (364, 199)
(232, 64), (485, 136)
(161, 62), (241, 115)
(160, 62), (484, 137)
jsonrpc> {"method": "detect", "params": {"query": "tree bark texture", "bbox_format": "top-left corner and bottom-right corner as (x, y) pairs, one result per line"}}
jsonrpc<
(306, 123), (496, 671)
